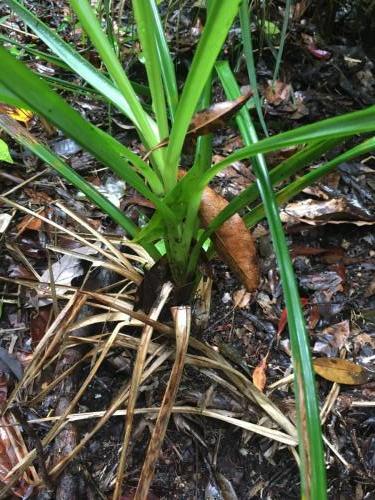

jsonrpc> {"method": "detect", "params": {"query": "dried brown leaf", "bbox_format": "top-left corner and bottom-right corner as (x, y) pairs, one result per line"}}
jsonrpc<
(313, 357), (370, 385)
(187, 91), (252, 138)
(322, 320), (351, 350)
(281, 197), (375, 225)
(199, 186), (259, 291)
(263, 80), (292, 105)
(233, 288), (251, 308)
(144, 92), (252, 157)
(16, 212), (46, 233)
(252, 356), (268, 391)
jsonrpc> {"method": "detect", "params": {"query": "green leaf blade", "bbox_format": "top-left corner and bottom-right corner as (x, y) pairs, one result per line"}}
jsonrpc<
(0, 137), (13, 163)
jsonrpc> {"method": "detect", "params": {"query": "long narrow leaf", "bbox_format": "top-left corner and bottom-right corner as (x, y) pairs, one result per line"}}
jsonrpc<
(4, 0), (156, 136)
(148, 0), (178, 120)
(0, 33), (70, 69)
(201, 104), (375, 186)
(245, 136), (375, 227)
(239, 1), (268, 136)
(272, 0), (291, 82)
(215, 62), (327, 499)
(0, 114), (139, 238)
(0, 83), (29, 109)
(132, 0), (169, 141)
(69, 0), (158, 147)
(165, 0), (241, 189)
(0, 46), (176, 222)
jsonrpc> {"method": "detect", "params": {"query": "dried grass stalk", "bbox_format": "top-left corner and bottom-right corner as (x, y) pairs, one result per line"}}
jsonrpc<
(135, 306), (191, 499)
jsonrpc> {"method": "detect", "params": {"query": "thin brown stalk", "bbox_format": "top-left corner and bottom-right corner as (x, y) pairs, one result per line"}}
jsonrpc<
(25, 406), (298, 445)
(3, 292), (87, 413)
(135, 306), (191, 499)
(113, 282), (173, 500)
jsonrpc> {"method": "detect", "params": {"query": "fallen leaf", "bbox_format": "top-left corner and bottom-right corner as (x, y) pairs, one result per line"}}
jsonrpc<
(323, 320), (351, 349)
(252, 356), (268, 391)
(233, 288), (251, 308)
(30, 306), (52, 344)
(281, 197), (375, 225)
(301, 33), (331, 60)
(306, 46), (332, 60)
(263, 80), (292, 106)
(313, 358), (370, 385)
(51, 138), (81, 156)
(0, 103), (33, 124)
(23, 189), (54, 205)
(16, 212), (46, 233)
(277, 297), (309, 336)
(39, 247), (97, 301)
(0, 375), (8, 405)
(0, 213), (12, 233)
(145, 92), (252, 157)
(299, 270), (343, 293)
(199, 186), (259, 291)
(0, 347), (23, 381)
(187, 91), (252, 138)
(0, 414), (35, 497)
(313, 320), (351, 357)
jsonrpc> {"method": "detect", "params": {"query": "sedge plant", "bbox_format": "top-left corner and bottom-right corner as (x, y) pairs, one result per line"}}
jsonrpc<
(1, 1), (375, 498)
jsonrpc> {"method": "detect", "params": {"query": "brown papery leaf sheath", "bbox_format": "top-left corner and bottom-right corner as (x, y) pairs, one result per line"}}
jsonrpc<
(199, 185), (260, 292)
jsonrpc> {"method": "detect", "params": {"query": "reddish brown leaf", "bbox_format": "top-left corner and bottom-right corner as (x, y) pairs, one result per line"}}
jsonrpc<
(16, 212), (45, 233)
(277, 297), (309, 336)
(144, 92), (252, 158)
(0, 414), (35, 497)
(123, 195), (156, 209)
(30, 306), (52, 345)
(0, 375), (8, 405)
(24, 188), (54, 205)
(199, 186), (259, 292)
(263, 80), (292, 106)
(186, 91), (252, 138)
(308, 304), (320, 329)
(252, 356), (268, 391)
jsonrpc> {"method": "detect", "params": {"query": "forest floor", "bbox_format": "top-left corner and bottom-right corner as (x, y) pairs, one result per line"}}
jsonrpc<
(0, 1), (374, 499)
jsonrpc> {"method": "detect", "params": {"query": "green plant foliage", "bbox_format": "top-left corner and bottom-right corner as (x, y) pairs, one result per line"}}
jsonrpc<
(0, 137), (13, 163)
(1, 1), (375, 497)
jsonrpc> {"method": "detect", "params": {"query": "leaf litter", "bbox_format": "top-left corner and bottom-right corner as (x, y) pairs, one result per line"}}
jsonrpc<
(0, 1), (375, 498)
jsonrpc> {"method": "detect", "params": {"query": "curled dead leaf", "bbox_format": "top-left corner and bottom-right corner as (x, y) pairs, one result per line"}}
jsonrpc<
(199, 186), (259, 291)
(144, 92), (252, 158)
(187, 91), (252, 138)
(313, 357), (371, 385)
